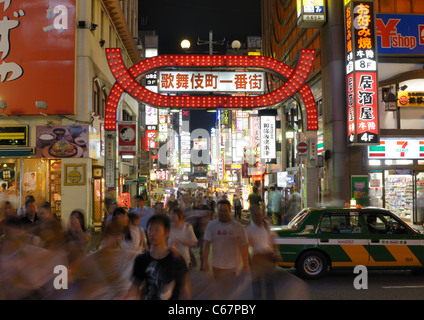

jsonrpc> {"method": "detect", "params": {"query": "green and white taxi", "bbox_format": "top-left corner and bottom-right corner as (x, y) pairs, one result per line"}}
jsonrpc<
(273, 205), (424, 279)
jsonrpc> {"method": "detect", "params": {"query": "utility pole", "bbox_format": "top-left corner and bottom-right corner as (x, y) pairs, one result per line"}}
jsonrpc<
(197, 30), (225, 55)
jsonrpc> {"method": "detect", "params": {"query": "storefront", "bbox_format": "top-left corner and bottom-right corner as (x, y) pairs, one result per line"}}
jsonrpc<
(367, 138), (424, 222)
(0, 124), (104, 229)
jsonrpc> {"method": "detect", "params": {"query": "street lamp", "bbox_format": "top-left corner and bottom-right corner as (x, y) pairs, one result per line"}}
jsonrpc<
(231, 40), (241, 51)
(181, 39), (191, 50)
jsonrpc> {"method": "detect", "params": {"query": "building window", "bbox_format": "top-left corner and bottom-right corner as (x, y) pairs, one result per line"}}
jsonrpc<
(122, 109), (133, 121)
(93, 79), (101, 117)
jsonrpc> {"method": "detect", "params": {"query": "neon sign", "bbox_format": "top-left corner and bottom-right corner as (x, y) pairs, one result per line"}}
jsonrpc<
(105, 49), (318, 131)
(344, 0), (379, 145)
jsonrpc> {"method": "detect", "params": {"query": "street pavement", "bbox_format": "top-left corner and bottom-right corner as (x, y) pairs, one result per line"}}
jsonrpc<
(87, 211), (424, 300)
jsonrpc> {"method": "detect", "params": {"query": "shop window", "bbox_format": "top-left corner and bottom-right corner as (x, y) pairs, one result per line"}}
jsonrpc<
(100, 88), (107, 119)
(122, 109), (133, 121)
(0, 161), (18, 202)
(22, 159), (48, 211)
(93, 79), (101, 117)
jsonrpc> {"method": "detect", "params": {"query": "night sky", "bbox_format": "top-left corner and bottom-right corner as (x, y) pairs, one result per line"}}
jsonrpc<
(138, 0), (262, 131)
(139, 0), (261, 54)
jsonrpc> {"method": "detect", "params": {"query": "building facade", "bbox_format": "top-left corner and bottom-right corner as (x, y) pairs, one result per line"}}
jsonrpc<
(262, 0), (424, 222)
(0, 0), (141, 229)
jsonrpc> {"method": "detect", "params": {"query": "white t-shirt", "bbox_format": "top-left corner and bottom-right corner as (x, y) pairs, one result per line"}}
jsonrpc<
(203, 219), (248, 271)
(168, 223), (197, 266)
(246, 222), (274, 255)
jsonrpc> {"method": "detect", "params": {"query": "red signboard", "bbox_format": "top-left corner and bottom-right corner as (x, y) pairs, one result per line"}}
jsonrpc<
(355, 72), (378, 143)
(118, 123), (136, 156)
(105, 49), (318, 131)
(0, 0), (76, 115)
(347, 74), (356, 143)
(344, 0), (379, 145)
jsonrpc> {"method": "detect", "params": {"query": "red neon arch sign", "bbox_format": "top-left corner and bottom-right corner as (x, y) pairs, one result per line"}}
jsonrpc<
(105, 48), (318, 131)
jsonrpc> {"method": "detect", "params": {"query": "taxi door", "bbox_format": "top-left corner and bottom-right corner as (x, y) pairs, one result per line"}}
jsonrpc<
(317, 211), (369, 267)
(364, 211), (423, 268)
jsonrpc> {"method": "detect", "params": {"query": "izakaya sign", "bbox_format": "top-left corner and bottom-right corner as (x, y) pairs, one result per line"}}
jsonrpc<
(105, 49), (318, 131)
(344, 0), (379, 146)
(368, 138), (424, 159)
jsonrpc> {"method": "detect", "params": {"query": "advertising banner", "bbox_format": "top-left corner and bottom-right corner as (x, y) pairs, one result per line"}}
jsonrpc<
(376, 14), (424, 55)
(36, 125), (89, 158)
(0, 0), (76, 115)
(118, 122), (136, 156)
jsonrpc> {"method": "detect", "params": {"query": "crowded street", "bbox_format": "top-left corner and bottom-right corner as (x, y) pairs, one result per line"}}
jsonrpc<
(2, 0), (424, 308)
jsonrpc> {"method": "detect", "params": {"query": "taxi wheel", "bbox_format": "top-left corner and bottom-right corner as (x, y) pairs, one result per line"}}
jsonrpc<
(297, 250), (328, 280)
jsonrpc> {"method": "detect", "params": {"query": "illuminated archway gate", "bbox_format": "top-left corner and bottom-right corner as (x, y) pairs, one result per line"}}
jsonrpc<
(104, 48), (318, 191)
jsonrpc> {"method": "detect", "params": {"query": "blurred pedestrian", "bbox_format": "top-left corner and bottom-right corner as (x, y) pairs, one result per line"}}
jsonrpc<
(269, 186), (282, 225)
(127, 212), (148, 254)
(64, 209), (91, 273)
(130, 195), (155, 233)
(33, 201), (64, 250)
(0, 216), (55, 299)
(246, 205), (281, 300)
(73, 221), (136, 299)
(287, 187), (301, 222)
(101, 197), (118, 232)
(233, 194), (242, 220)
(168, 207), (197, 268)
(247, 185), (263, 211)
(17, 195), (37, 218)
(166, 194), (179, 212)
(131, 214), (190, 300)
(0, 200), (16, 237)
(201, 199), (249, 279)
(21, 195), (39, 228)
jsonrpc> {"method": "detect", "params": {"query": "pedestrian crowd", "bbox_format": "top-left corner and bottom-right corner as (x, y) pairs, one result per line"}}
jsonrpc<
(0, 186), (301, 300)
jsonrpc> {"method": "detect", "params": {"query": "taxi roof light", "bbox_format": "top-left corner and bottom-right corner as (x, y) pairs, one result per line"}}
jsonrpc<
(345, 199), (361, 209)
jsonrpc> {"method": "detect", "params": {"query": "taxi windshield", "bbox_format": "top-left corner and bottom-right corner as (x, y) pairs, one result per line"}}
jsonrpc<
(288, 209), (310, 229)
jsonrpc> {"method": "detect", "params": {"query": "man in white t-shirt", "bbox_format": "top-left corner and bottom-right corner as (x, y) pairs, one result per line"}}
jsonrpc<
(201, 199), (249, 279)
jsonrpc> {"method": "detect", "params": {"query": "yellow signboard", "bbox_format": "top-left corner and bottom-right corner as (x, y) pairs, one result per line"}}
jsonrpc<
(398, 91), (424, 107)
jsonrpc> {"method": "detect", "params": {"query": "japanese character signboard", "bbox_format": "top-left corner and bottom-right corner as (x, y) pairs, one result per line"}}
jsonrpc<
(296, 0), (326, 28)
(260, 115), (276, 162)
(397, 91), (424, 107)
(0, 0), (76, 115)
(344, 0), (379, 145)
(158, 71), (265, 93)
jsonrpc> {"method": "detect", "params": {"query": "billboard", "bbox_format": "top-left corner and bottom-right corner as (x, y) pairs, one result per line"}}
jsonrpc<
(376, 14), (424, 55)
(0, 0), (76, 115)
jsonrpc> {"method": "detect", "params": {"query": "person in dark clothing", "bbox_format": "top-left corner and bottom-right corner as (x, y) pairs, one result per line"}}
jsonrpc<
(131, 214), (190, 300)
(21, 195), (39, 227)
(248, 185), (263, 210)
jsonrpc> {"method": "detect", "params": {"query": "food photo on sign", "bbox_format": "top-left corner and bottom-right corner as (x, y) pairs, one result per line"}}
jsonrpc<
(35, 125), (89, 158)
